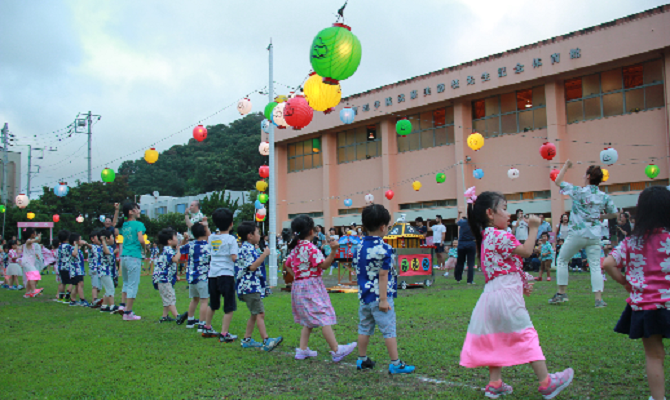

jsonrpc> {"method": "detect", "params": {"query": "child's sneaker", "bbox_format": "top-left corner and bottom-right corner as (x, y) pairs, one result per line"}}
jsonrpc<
(116, 305), (125, 313)
(185, 319), (199, 329)
(546, 277), (552, 282)
(79, 300), (90, 307)
(295, 348), (318, 360)
(197, 323), (204, 333)
(539, 368), (574, 399)
(388, 360), (416, 375)
(175, 312), (188, 325)
(159, 316), (176, 323)
(123, 312), (142, 321)
(34, 288), (44, 296)
(262, 337), (283, 352)
(330, 342), (357, 362)
(111, 306), (123, 314)
(595, 299), (608, 308)
(100, 307), (110, 313)
(356, 357), (376, 370)
(69, 301), (78, 307)
(242, 338), (263, 349)
(548, 293), (568, 305)
(201, 327), (219, 338)
(485, 381), (513, 398)
(17, 285), (24, 290)
(92, 298), (103, 308)
(536, 277), (543, 281)
(218, 332), (237, 343)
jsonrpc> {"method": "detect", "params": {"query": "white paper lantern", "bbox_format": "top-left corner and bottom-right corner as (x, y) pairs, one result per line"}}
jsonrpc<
(272, 102), (288, 128)
(600, 147), (618, 165)
(99, 215), (106, 223)
(76, 215), (84, 223)
(364, 193), (374, 204)
(257, 207), (267, 217)
(237, 98), (252, 115)
(15, 194), (29, 209)
(507, 168), (520, 180)
(259, 141), (270, 156)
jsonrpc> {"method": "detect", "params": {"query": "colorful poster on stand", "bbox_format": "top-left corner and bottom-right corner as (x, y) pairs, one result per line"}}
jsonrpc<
(398, 254), (432, 276)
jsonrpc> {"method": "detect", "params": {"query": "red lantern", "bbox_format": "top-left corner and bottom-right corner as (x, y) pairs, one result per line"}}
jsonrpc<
(283, 96), (314, 130)
(385, 190), (394, 200)
(53, 214), (60, 223)
(193, 125), (207, 142)
(259, 165), (270, 179)
(540, 142), (556, 160)
(550, 169), (560, 182)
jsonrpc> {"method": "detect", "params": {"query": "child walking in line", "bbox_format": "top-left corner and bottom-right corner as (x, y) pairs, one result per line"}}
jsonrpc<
(235, 221), (283, 351)
(68, 232), (90, 307)
(538, 232), (554, 282)
(355, 204), (415, 374)
(153, 228), (187, 323)
(460, 188), (574, 399)
(88, 231), (104, 308)
(180, 222), (213, 334)
(444, 239), (458, 277)
(6, 241), (23, 290)
(603, 186), (670, 400)
(55, 231), (72, 303)
(286, 215), (357, 362)
(21, 228), (44, 298)
(98, 230), (120, 313)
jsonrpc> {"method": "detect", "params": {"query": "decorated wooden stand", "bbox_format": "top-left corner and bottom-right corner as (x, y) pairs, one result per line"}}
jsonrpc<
(384, 221), (434, 289)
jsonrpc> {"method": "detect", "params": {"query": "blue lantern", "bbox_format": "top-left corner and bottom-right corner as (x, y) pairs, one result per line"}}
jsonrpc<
(344, 198), (353, 207)
(340, 108), (355, 124)
(473, 168), (484, 180)
(54, 183), (69, 197)
(255, 200), (263, 209)
(99, 215), (106, 223)
(261, 120), (271, 134)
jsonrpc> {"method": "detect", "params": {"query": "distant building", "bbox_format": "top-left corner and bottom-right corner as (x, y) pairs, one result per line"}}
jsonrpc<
(139, 190), (250, 219)
(0, 150), (22, 204)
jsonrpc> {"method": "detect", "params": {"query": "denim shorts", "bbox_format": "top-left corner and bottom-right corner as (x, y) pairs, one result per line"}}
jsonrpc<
(121, 256), (142, 298)
(358, 299), (397, 339)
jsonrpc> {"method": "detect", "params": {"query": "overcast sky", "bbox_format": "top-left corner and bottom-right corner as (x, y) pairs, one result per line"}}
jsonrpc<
(0, 0), (665, 197)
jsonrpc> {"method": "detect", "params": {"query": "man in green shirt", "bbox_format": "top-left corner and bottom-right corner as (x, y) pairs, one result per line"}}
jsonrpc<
(119, 202), (146, 321)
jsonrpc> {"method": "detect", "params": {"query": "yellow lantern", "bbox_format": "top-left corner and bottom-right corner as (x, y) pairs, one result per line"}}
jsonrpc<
(303, 73), (341, 112)
(275, 95), (288, 103)
(256, 180), (268, 192)
(116, 235), (124, 244)
(27, 212), (35, 220)
(467, 133), (485, 151)
(145, 148), (159, 164)
(602, 168), (609, 182)
(412, 181), (422, 191)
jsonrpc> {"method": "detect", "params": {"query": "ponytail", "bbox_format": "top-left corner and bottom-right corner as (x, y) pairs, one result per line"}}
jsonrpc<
(466, 191), (506, 257)
(288, 215), (315, 252)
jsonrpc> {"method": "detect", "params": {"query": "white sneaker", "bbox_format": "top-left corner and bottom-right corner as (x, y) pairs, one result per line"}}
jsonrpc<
(295, 348), (317, 360)
(330, 342), (357, 362)
(443, 272), (449, 277)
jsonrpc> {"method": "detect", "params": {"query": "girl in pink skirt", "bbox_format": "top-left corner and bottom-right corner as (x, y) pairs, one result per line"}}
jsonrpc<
(21, 228), (44, 298)
(460, 189), (574, 399)
(285, 215), (357, 363)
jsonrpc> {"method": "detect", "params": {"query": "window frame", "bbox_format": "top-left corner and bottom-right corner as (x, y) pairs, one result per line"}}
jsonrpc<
(288, 212), (324, 219)
(398, 199), (457, 210)
(397, 107), (455, 153)
(287, 138), (323, 173)
(472, 87), (547, 138)
(336, 124), (382, 164)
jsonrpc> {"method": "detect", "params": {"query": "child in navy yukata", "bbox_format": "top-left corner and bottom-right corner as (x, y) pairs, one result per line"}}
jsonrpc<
(180, 222), (212, 334)
(54, 230), (72, 303)
(235, 221), (283, 351)
(153, 228), (188, 324)
(88, 231), (104, 308)
(68, 232), (90, 307)
(98, 230), (121, 313)
(354, 204), (415, 374)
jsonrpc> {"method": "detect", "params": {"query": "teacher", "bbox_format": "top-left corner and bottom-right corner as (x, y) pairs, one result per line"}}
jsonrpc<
(454, 210), (477, 284)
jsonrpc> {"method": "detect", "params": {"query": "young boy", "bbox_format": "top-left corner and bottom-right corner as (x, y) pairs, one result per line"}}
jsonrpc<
(98, 230), (120, 313)
(54, 230), (72, 303)
(180, 222), (212, 333)
(88, 230), (104, 308)
(68, 232), (90, 307)
(235, 221), (283, 351)
(119, 202), (146, 320)
(538, 232), (554, 281)
(204, 208), (239, 343)
(355, 204), (415, 374)
(153, 228), (188, 323)
(149, 243), (159, 275)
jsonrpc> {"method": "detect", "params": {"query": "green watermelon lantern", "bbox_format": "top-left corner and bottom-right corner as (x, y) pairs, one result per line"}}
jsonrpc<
(101, 168), (116, 183)
(645, 164), (660, 179)
(436, 173), (446, 184)
(310, 23), (362, 85)
(264, 102), (278, 121)
(258, 193), (268, 204)
(396, 119), (412, 136)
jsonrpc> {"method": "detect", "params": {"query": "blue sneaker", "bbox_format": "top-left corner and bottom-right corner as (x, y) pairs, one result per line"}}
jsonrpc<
(69, 301), (79, 307)
(79, 300), (90, 307)
(356, 357), (376, 370)
(388, 361), (415, 375)
(1, 284), (9, 289)
(17, 285), (24, 290)
(10, 285), (18, 290)
(241, 338), (263, 349)
(262, 337), (283, 352)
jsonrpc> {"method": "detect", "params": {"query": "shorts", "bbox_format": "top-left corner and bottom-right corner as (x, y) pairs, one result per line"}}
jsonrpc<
(100, 275), (115, 298)
(358, 298), (397, 339)
(70, 275), (84, 285)
(59, 269), (71, 285)
(435, 244), (445, 254)
(121, 256), (142, 298)
(90, 275), (102, 290)
(158, 282), (177, 306)
(240, 292), (264, 315)
(208, 275), (237, 313)
(188, 280), (209, 299)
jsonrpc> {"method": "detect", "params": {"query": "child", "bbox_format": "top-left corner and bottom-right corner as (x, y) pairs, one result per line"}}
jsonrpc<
(68, 232), (90, 307)
(0, 245), (6, 287)
(88, 231), (104, 308)
(460, 189), (573, 399)
(6, 241), (22, 290)
(21, 228), (44, 298)
(555, 238), (564, 267)
(235, 221), (283, 351)
(602, 186), (670, 400)
(119, 202), (147, 320)
(149, 243), (159, 274)
(180, 222), (213, 334)
(153, 228), (187, 323)
(286, 214), (357, 362)
(444, 239), (458, 277)
(98, 230), (120, 313)
(354, 204), (415, 374)
(42, 242), (56, 275)
(570, 249), (586, 272)
(55, 231), (72, 303)
(202, 209), (238, 342)
(538, 232), (554, 282)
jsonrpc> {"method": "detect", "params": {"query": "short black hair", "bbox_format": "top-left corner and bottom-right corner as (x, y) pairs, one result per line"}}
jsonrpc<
(158, 228), (177, 246)
(516, 209), (523, 215)
(97, 229), (113, 241)
(57, 229), (70, 242)
(362, 204), (391, 232)
(237, 222), (257, 243)
(68, 232), (81, 245)
(24, 228), (35, 239)
(191, 222), (207, 239)
(435, 215), (442, 219)
(212, 208), (234, 231)
(586, 165), (604, 186)
(415, 217), (424, 223)
(122, 202), (139, 218)
(89, 230), (99, 239)
(540, 232), (549, 239)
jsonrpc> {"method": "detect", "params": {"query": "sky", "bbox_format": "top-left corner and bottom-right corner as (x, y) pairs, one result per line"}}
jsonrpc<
(0, 0), (666, 197)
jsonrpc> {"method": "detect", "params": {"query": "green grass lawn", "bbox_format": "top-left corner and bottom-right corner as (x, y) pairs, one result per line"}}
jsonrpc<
(0, 270), (661, 399)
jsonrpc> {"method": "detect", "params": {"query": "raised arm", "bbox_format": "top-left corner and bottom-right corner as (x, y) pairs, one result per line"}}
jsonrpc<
(554, 159), (573, 187)
(513, 215), (540, 258)
(112, 203), (120, 228)
(184, 210), (193, 229)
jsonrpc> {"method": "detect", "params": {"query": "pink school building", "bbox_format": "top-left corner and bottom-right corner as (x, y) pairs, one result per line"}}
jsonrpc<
(273, 5), (670, 237)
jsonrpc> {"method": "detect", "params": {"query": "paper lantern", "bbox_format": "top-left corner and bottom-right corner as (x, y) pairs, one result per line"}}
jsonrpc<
(27, 212), (35, 220)
(275, 95), (288, 104)
(237, 98), (252, 115)
(264, 102), (278, 121)
(52, 214), (59, 223)
(255, 200), (263, 209)
(540, 142), (556, 160)
(550, 169), (560, 182)
(99, 215), (106, 223)
(283, 96), (313, 130)
(412, 181), (422, 191)
(309, 23), (362, 84)
(602, 169), (610, 182)
(396, 119), (412, 136)
(256, 180), (268, 192)
(257, 208), (267, 217)
(259, 165), (270, 179)
(473, 169), (484, 180)
(385, 190), (394, 200)
(261, 120), (271, 134)
(435, 173), (446, 184)
(76, 215), (84, 223)
(272, 102), (288, 128)
(600, 147), (618, 165)
(54, 182), (69, 197)
(0, 205), (5, 213)
(258, 193), (268, 204)
(256, 212), (266, 222)
(467, 133), (484, 151)
(145, 148), (159, 164)
(344, 198), (353, 207)
(193, 125), (207, 142)
(101, 168), (115, 183)
(116, 235), (124, 244)
(303, 73), (341, 112)
(508, 168), (520, 180)
(15, 194), (29, 209)
(646, 164), (660, 179)
(258, 142), (270, 156)
(364, 193), (374, 204)
(340, 107), (355, 124)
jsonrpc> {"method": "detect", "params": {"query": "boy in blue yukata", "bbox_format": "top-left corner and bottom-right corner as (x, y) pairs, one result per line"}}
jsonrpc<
(68, 232), (90, 307)
(98, 230), (120, 313)
(180, 222), (212, 334)
(235, 221), (283, 351)
(54, 230), (72, 303)
(354, 204), (415, 374)
(88, 231), (104, 308)
(153, 228), (188, 324)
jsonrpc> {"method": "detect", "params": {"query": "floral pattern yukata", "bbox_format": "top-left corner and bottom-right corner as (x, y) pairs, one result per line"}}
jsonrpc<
(153, 247), (178, 286)
(354, 236), (397, 305)
(180, 240), (211, 284)
(235, 242), (264, 298)
(559, 182), (618, 239)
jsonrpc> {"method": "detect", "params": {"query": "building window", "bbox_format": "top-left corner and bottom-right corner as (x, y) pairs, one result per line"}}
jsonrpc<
(155, 206), (167, 215)
(288, 212), (324, 219)
(399, 199), (457, 210)
(338, 208), (362, 215)
(397, 107), (455, 153)
(176, 204), (186, 214)
(288, 138), (323, 173)
(601, 179), (669, 194)
(472, 87), (547, 138)
(504, 190), (551, 201)
(565, 59), (664, 124)
(337, 124), (381, 164)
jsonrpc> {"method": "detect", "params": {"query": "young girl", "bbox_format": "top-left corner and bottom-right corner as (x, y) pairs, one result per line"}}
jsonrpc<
(460, 189), (573, 399)
(603, 186), (670, 400)
(42, 242), (56, 275)
(6, 241), (23, 290)
(443, 239), (458, 277)
(0, 245), (7, 286)
(285, 215), (357, 362)
(21, 228), (44, 298)
(555, 213), (570, 240)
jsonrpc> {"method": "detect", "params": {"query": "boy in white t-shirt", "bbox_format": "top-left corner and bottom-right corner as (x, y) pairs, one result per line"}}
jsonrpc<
(204, 208), (240, 343)
(428, 215), (447, 268)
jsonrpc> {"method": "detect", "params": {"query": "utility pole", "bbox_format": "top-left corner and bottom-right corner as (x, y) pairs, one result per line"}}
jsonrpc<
(14, 144), (43, 198)
(75, 111), (100, 183)
(87, 111), (92, 183)
(267, 40), (278, 287)
(1, 123), (8, 204)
